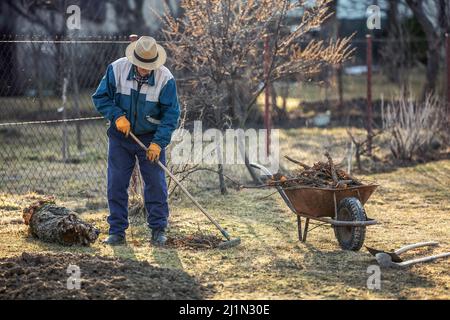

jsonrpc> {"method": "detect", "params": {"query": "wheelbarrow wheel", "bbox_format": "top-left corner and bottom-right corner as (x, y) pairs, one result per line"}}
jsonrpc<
(333, 197), (367, 251)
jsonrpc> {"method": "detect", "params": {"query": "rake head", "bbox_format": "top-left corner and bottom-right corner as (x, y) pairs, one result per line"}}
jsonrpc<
(217, 237), (241, 249)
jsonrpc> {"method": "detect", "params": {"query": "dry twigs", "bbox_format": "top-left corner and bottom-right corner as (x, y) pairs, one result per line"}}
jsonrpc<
(268, 153), (363, 189)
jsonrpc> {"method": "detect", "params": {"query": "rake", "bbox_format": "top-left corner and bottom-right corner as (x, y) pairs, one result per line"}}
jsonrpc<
(129, 132), (241, 249)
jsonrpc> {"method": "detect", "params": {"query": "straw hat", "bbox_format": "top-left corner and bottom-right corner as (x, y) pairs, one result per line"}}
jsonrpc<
(125, 36), (166, 70)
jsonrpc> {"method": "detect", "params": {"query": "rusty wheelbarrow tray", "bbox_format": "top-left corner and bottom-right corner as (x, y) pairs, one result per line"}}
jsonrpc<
(251, 163), (380, 251)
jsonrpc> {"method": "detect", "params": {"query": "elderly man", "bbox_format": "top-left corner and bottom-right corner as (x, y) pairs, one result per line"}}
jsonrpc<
(92, 36), (180, 246)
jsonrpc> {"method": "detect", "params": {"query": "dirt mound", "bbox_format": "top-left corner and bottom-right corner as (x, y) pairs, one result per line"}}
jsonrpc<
(0, 252), (204, 300)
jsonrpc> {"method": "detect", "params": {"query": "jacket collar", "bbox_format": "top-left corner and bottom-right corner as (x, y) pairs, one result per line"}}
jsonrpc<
(127, 65), (155, 86)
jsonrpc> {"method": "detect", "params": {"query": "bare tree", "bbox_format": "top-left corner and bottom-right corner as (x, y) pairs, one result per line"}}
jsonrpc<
(158, 0), (353, 192)
(5, 0), (69, 97)
(5, 0), (64, 35)
(405, 0), (449, 97)
(110, 0), (147, 36)
(0, 1), (20, 95)
(382, 0), (410, 84)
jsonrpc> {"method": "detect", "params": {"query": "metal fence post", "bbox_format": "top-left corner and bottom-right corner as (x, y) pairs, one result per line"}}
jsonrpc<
(264, 34), (271, 157)
(69, 34), (83, 151)
(129, 34), (138, 42)
(446, 33), (450, 124)
(61, 77), (69, 162)
(366, 34), (373, 157)
(128, 34), (143, 199)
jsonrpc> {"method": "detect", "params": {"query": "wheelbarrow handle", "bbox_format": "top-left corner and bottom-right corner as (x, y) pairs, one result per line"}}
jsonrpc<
(394, 241), (439, 255)
(250, 162), (298, 214)
(250, 163), (274, 176)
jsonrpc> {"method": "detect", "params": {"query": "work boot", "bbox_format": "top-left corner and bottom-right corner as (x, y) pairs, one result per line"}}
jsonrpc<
(151, 228), (167, 246)
(103, 234), (126, 246)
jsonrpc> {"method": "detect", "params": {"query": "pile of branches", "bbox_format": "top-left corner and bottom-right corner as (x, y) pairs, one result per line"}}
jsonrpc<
(269, 153), (363, 189)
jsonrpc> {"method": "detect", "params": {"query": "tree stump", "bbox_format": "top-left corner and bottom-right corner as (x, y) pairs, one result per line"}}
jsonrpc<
(22, 198), (99, 246)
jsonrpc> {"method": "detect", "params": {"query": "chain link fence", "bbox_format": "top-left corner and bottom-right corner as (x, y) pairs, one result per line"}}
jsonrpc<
(0, 37), (132, 198)
(0, 35), (446, 200)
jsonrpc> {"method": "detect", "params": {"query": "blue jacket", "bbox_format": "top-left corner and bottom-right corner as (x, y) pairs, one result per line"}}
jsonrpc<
(92, 57), (180, 148)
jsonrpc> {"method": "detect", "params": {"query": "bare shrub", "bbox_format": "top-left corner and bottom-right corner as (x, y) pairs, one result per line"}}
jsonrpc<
(382, 93), (445, 161)
(156, 0), (354, 192)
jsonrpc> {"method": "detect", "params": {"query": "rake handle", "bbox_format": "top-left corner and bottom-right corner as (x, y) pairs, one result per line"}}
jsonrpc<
(128, 132), (231, 240)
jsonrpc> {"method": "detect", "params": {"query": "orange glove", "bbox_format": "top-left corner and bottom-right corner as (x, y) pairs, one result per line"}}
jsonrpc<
(147, 143), (161, 162)
(115, 115), (131, 137)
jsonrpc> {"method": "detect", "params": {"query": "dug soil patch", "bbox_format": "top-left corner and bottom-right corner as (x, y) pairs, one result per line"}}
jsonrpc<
(0, 252), (204, 299)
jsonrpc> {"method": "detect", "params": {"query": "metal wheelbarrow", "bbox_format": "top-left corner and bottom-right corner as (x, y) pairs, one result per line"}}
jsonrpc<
(251, 163), (380, 251)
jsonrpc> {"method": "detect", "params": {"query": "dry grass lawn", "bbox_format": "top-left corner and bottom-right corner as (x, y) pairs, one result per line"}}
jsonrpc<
(0, 127), (449, 299)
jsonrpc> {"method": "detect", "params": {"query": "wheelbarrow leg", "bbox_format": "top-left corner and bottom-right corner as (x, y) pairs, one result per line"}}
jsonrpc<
(302, 218), (310, 243)
(297, 215), (302, 242)
(297, 216), (310, 243)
